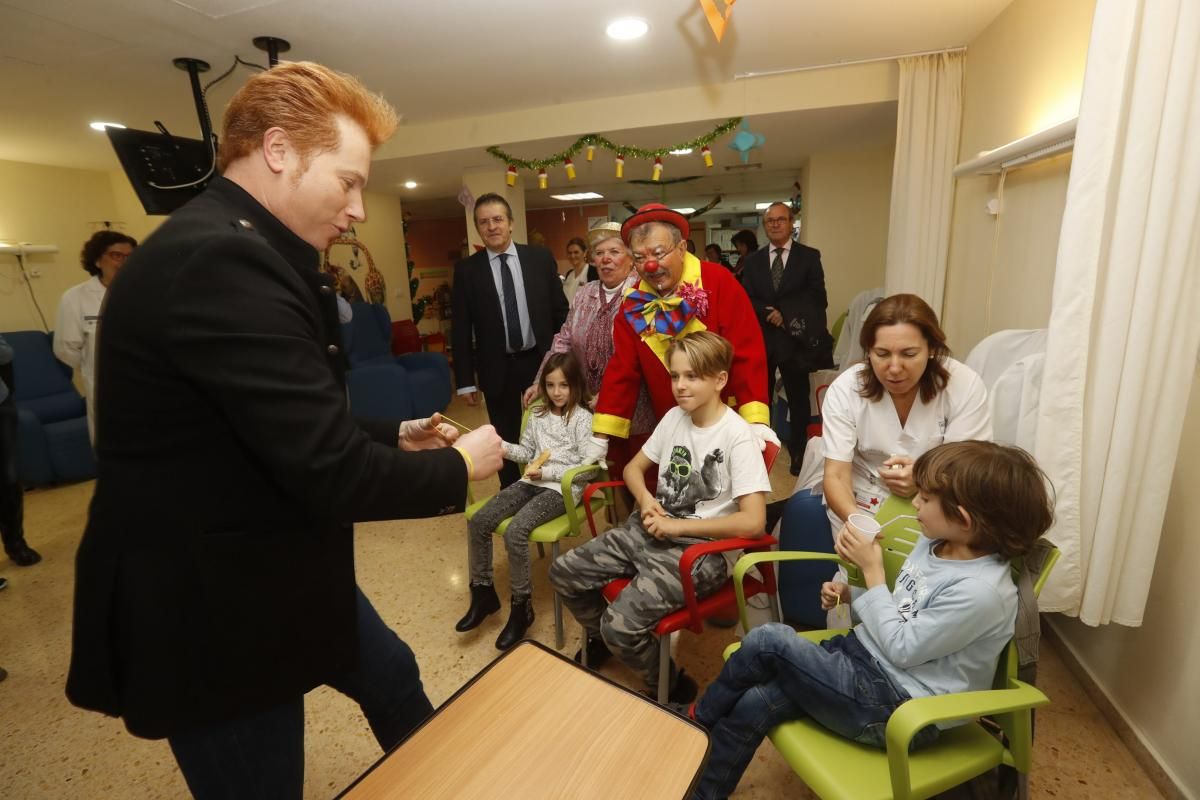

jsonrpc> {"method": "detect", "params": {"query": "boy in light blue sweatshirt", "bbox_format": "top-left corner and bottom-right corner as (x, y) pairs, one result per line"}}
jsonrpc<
(683, 440), (1055, 800)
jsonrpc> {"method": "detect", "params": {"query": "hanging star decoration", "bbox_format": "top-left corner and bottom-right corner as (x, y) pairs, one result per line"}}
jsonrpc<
(699, 0), (737, 43)
(727, 119), (765, 164)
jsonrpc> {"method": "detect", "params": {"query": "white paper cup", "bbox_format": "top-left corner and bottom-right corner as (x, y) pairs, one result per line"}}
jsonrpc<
(847, 513), (881, 542)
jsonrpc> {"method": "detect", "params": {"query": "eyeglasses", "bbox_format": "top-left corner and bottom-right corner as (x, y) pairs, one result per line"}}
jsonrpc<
(631, 244), (679, 268)
(104, 250), (131, 261)
(764, 216), (791, 226)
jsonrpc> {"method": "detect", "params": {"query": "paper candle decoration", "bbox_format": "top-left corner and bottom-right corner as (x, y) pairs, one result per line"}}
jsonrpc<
(652, 157), (663, 181)
(505, 165), (518, 186)
(564, 158), (576, 180)
(615, 154), (624, 178)
(537, 168), (548, 189)
(702, 145), (713, 168)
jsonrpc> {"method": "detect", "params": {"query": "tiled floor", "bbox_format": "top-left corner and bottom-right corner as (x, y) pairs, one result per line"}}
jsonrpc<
(0, 397), (1164, 798)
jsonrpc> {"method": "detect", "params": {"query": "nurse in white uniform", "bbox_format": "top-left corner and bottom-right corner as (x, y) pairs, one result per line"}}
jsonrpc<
(54, 230), (137, 442)
(821, 293), (991, 536)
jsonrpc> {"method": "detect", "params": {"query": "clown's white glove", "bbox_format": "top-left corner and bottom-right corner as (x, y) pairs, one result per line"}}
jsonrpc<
(750, 423), (781, 452)
(581, 436), (610, 465)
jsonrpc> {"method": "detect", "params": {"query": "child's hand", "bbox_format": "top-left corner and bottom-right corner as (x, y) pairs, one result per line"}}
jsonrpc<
(644, 514), (683, 540)
(524, 468), (542, 480)
(834, 523), (884, 576)
(819, 581), (850, 610)
(639, 497), (667, 519)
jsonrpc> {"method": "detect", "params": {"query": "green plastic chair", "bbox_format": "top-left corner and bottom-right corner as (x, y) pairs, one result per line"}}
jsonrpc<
(464, 403), (610, 649)
(830, 309), (849, 351)
(724, 495), (1060, 800)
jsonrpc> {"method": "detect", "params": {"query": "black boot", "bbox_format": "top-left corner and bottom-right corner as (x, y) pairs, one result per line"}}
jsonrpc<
(495, 595), (535, 651)
(455, 583), (500, 632)
(573, 633), (612, 668)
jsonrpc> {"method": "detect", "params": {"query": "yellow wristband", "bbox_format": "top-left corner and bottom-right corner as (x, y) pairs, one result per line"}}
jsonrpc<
(453, 446), (474, 481)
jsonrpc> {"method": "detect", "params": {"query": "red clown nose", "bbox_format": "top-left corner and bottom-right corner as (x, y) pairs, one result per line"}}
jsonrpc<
(642, 260), (661, 273)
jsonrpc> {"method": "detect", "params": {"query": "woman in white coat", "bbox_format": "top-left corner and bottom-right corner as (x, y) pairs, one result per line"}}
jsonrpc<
(821, 293), (992, 536)
(54, 230), (136, 441)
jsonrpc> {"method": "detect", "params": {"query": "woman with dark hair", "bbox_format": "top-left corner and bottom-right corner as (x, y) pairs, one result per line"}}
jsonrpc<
(705, 243), (733, 270)
(729, 229), (759, 281)
(54, 230), (137, 441)
(560, 236), (596, 304)
(820, 293), (991, 537)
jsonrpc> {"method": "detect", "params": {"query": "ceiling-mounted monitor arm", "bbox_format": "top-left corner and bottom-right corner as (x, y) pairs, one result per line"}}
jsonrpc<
(172, 58), (214, 151)
(253, 36), (292, 68)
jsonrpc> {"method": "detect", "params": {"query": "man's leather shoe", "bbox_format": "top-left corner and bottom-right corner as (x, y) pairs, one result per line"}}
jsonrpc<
(455, 583), (501, 632)
(495, 596), (535, 651)
(573, 634), (612, 668)
(6, 543), (41, 567)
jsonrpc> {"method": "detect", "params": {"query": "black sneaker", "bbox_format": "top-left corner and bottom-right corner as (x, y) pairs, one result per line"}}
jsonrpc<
(0, 576), (7, 591)
(5, 543), (41, 567)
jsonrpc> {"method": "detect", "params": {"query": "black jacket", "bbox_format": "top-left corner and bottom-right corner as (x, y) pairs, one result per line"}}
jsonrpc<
(66, 177), (466, 739)
(742, 242), (834, 371)
(451, 245), (569, 396)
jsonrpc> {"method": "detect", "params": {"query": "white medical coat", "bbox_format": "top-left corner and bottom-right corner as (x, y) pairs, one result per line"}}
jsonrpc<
(821, 358), (992, 525)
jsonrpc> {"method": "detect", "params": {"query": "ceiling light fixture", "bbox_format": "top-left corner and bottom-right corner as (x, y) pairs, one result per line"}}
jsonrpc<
(551, 192), (604, 201)
(403, 180), (418, 189)
(672, 207), (696, 214)
(669, 148), (693, 156)
(89, 121), (126, 131)
(754, 202), (777, 210)
(606, 18), (648, 40)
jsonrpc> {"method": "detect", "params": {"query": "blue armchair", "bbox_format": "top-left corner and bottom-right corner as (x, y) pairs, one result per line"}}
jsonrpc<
(340, 303), (451, 420)
(2, 330), (96, 485)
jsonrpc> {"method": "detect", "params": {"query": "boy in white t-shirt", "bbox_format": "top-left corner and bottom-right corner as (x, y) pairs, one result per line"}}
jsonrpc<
(550, 331), (773, 702)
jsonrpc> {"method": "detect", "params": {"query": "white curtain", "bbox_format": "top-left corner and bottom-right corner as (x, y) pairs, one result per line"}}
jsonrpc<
(884, 51), (964, 312)
(1034, 0), (1200, 624)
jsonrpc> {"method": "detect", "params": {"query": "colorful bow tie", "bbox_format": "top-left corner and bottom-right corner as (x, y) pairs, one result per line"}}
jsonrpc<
(623, 289), (696, 336)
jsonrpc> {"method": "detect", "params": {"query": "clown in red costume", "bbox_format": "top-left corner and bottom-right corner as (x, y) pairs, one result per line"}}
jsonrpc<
(591, 204), (774, 451)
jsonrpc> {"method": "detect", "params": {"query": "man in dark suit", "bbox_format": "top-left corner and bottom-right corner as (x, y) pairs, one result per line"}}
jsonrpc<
(452, 194), (570, 487)
(742, 202), (834, 473)
(65, 62), (503, 798)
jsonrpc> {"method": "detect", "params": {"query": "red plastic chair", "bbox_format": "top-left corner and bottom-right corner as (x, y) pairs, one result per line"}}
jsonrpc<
(579, 442), (781, 702)
(806, 383), (830, 439)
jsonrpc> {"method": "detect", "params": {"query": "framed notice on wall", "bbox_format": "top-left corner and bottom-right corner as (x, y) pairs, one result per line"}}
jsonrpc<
(587, 216), (609, 230)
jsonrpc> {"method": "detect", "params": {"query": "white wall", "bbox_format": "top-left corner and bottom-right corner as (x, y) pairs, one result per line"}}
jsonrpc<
(942, 0), (1094, 353)
(802, 137), (895, 322)
(0, 159), (122, 332)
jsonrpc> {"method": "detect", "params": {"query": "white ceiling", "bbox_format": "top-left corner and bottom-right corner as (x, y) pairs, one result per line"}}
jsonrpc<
(0, 0), (1011, 213)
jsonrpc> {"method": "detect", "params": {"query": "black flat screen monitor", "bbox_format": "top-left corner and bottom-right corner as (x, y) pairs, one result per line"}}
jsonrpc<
(107, 127), (214, 215)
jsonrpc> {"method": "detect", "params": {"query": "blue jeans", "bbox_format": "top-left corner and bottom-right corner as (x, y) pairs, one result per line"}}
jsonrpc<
(691, 624), (938, 800)
(168, 587), (434, 799)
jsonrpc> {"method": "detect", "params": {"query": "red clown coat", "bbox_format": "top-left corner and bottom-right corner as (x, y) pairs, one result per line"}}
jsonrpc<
(594, 253), (770, 438)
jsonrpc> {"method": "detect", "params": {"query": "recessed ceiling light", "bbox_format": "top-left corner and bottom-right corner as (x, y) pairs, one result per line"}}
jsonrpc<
(754, 201), (777, 210)
(403, 180), (418, 189)
(89, 121), (126, 131)
(669, 148), (693, 156)
(672, 207), (696, 214)
(551, 192), (605, 201)
(606, 17), (648, 40)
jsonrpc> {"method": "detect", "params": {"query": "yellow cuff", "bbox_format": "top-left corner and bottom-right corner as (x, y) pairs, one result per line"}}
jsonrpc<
(738, 400), (771, 426)
(593, 413), (632, 439)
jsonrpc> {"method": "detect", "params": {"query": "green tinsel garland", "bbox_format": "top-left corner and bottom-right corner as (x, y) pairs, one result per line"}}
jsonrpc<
(486, 117), (743, 170)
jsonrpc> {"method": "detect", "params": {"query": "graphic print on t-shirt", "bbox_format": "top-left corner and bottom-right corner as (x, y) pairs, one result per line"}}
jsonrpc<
(658, 445), (725, 517)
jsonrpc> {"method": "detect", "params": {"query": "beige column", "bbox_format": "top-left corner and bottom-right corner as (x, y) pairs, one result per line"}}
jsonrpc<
(462, 167), (528, 249)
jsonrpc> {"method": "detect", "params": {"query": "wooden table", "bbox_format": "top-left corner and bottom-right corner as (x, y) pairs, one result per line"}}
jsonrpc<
(338, 641), (710, 799)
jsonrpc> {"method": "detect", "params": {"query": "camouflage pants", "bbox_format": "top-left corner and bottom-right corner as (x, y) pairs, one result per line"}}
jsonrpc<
(549, 513), (728, 690)
(468, 481), (564, 598)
